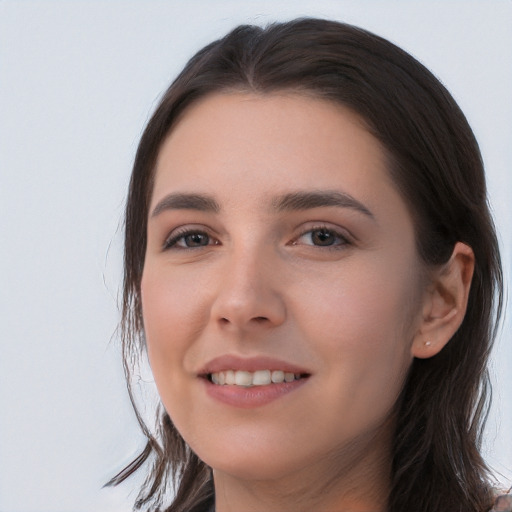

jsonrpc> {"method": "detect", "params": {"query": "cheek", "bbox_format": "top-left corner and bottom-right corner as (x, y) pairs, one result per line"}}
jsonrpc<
(140, 268), (208, 380)
(140, 267), (214, 437)
(296, 255), (419, 389)
(306, 263), (416, 342)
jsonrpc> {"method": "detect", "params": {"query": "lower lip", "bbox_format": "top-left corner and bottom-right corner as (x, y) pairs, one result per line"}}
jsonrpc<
(202, 377), (308, 408)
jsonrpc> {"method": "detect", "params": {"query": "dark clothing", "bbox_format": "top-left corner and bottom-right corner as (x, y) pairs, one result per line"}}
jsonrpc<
(199, 493), (512, 511)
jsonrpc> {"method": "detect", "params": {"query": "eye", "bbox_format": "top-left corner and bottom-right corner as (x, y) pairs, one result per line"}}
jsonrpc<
(163, 229), (217, 250)
(294, 227), (349, 248)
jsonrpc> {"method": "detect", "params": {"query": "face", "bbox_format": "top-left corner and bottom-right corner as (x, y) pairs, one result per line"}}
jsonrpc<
(141, 93), (427, 483)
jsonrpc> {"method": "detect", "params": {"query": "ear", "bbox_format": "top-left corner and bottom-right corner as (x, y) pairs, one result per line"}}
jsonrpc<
(412, 242), (475, 359)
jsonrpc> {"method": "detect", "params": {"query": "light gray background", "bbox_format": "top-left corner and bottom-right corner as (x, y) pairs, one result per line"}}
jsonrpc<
(1, 1), (511, 511)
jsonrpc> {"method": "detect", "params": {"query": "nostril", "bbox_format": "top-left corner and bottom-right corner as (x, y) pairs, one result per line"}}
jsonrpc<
(219, 316), (268, 324)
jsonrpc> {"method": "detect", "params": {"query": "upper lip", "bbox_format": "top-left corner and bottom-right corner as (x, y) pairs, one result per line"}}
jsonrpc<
(198, 355), (311, 375)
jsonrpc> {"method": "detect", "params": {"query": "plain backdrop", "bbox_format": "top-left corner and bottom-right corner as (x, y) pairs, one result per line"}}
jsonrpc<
(1, 1), (511, 511)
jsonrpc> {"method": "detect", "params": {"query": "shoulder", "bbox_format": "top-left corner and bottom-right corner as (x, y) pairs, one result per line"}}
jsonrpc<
(490, 493), (512, 512)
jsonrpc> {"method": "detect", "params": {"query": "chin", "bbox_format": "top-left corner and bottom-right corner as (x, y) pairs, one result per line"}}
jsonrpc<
(209, 456), (296, 482)
(194, 435), (322, 483)
(188, 435), (287, 479)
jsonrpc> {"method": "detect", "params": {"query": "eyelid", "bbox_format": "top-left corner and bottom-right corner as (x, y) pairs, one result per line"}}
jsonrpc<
(163, 225), (218, 250)
(291, 223), (353, 248)
(161, 222), (353, 251)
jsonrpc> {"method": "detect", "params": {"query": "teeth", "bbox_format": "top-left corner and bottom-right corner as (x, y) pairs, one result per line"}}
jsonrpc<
(271, 370), (284, 383)
(235, 371), (252, 386)
(209, 369), (303, 387)
(285, 372), (295, 382)
(225, 370), (235, 385)
(252, 370), (271, 386)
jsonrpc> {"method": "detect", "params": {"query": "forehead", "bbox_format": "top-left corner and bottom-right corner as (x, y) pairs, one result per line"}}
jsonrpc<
(151, 92), (396, 212)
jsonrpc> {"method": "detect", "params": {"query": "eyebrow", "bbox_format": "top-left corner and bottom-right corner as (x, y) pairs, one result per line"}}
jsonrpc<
(150, 190), (374, 219)
(273, 190), (374, 219)
(151, 193), (220, 217)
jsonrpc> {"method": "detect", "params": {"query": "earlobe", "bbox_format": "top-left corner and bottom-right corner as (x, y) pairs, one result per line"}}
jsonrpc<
(412, 242), (475, 359)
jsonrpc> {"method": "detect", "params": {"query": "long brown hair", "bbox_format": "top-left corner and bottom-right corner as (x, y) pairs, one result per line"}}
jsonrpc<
(108, 18), (503, 512)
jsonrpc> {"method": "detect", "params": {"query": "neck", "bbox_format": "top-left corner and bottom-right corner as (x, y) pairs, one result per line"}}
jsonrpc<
(212, 426), (392, 512)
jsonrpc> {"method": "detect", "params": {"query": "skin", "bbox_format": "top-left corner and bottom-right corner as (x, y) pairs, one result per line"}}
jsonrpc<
(141, 92), (474, 512)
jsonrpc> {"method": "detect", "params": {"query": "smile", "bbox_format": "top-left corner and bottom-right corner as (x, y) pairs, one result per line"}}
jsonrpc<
(209, 369), (305, 387)
(200, 356), (311, 407)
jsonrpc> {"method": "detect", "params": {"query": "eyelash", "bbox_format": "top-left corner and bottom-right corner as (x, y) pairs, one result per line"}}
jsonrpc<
(162, 225), (351, 251)
(292, 225), (351, 250)
(163, 227), (216, 250)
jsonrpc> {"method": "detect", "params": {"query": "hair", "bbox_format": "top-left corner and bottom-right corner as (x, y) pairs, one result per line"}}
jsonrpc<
(107, 18), (503, 512)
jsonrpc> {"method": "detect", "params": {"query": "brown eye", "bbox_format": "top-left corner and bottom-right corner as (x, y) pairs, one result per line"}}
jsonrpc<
(294, 227), (349, 248)
(311, 229), (337, 246)
(182, 233), (210, 247)
(164, 230), (214, 249)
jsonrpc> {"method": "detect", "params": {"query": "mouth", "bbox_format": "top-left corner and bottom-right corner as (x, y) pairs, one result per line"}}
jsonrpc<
(205, 369), (310, 387)
(198, 355), (311, 407)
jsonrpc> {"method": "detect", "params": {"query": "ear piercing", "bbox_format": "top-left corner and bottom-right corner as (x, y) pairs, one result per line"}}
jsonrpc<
(424, 340), (432, 347)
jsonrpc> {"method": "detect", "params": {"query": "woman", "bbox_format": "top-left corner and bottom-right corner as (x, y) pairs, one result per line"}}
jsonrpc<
(109, 18), (507, 512)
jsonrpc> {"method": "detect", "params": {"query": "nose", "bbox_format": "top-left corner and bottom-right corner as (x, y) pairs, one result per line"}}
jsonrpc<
(210, 247), (286, 332)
